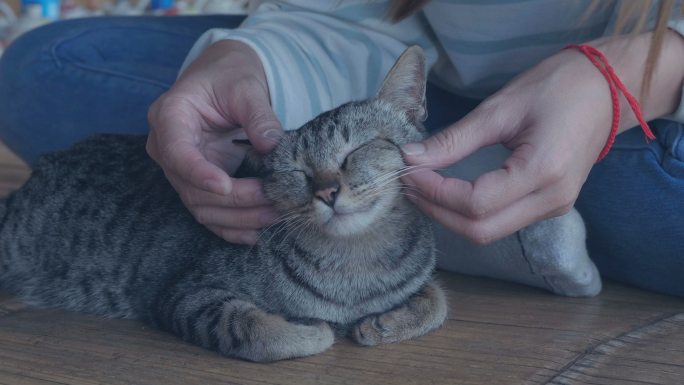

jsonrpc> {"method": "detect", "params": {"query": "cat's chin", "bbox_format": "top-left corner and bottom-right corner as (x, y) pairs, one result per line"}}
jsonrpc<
(321, 211), (375, 238)
(316, 198), (392, 239)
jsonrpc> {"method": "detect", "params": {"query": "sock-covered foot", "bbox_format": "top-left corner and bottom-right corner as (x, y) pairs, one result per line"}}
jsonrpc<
(436, 208), (602, 297)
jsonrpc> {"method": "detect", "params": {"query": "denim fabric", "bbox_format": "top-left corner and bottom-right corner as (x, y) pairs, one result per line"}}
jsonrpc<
(576, 120), (684, 297)
(0, 16), (681, 296)
(0, 15), (244, 164)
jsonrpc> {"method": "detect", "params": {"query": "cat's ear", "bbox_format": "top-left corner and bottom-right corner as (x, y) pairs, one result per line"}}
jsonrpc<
(376, 45), (427, 123)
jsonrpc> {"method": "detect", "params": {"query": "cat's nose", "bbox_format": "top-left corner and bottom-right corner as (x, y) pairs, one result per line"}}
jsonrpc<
(314, 180), (340, 207)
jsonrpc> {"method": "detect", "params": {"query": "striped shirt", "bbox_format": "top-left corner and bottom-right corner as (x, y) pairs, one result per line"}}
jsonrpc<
(181, 0), (684, 130)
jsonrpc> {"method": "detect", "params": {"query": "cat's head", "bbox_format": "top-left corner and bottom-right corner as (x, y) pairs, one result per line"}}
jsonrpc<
(261, 46), (427, 239)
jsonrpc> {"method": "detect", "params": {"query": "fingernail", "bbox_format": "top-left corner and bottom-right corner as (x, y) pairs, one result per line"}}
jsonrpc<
(205, 179), (231, 195)
(259, 210), (280, 226)
(263, 129), (283, 142)
(402, 143), (426, 156)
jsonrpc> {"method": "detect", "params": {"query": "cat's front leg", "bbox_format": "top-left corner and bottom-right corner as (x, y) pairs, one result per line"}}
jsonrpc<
(153, 287), (334, 361)
(351, 282), (447, 346)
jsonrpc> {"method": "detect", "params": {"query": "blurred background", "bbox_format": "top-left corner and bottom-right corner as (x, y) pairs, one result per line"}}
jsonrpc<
(0, 0), (250, 56)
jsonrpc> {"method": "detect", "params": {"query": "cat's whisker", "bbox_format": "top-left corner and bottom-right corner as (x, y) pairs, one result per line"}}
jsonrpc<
(292, 221), (315, 246)
(363, 166), (427, 192)
(397, 183), (422, 193)
(279, 218), (313, 248)
(259, 217), (292, 236)
(264, 214), (299, 233)
(271, 208), (304, 224)
(266, 218), (300, 239)
(397, 191), (422, 200)
(368, 168), (411, 184)
(276, 214), (310, 240)
(359, 168), (409, 190)
(376, 164), (452, 187)
(365, 187), (420, 202)
(272, 217), (308, 244)
(367, 165), (422, 186)
(361, 177), (402, 196)
(361, 178), (427, 201)
(259, 213), (309, 246)
(276, 208), (309, 225)
(253, 208), (303, 245)
(363, 173), (417, 197)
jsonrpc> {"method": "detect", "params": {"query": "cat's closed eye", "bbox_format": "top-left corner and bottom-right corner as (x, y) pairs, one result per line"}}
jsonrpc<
(295, 170), (313, 183)
(341, 139), (399, 167)
(340, 157), (349, 171)
(272, 170), (310, 179)
(342, 139), (401, 170)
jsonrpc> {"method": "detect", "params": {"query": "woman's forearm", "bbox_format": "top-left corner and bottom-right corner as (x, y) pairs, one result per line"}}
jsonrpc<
(591, 29), (684, 133)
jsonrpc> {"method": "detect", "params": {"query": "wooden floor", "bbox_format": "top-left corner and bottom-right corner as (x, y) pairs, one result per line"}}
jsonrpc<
(0, 142), (682, 385)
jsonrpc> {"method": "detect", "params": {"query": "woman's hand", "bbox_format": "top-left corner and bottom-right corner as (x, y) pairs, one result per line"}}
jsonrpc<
(402, 31), (684, 244)
(147, 40), (283, 245)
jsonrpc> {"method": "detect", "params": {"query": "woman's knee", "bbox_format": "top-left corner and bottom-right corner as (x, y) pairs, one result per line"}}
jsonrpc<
(1, 18), (96, 76)
(0, 16), (239, 163)
(0, 18), (172, 163)
(0, 21), (79, 161)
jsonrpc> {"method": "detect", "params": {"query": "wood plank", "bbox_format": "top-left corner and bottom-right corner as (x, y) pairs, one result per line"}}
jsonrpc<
(1, 274), (683, 385)
(548, 313), (684, 385)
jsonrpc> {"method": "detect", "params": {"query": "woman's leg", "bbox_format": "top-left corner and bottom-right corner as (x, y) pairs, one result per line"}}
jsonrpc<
(0, 15), (244, 165)
(576, 120), (684, 297)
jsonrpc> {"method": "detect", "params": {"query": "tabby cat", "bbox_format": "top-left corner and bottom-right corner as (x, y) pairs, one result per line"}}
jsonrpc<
(0, 46), (446, 361)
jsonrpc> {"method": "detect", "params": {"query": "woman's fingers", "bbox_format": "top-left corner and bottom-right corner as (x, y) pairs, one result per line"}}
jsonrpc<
(403, 145), (551, 221)
(166, 171), (271, 208)
(192, 205), (279, 231)
(408, 179), (577, 244)
(147, 95), (234, 195)
(163, 172), (277, 244)
(402, 99), (516, 169)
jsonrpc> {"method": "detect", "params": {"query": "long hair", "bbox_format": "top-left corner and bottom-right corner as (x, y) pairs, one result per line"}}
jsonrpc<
(387, 0), (683, 97)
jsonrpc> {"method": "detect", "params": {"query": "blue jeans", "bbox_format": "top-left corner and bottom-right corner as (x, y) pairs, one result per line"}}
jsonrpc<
(0, 15), (245, 163)
(576, 121), (684, 297)
(0, 16), (682, 296)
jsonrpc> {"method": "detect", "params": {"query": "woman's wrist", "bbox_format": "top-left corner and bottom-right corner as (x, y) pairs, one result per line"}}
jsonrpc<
(592, 29), (684, 133)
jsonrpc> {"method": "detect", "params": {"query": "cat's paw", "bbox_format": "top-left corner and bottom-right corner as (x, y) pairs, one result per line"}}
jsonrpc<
(352, 312), (397, 346)
(226, 311), (335, 362)
(352, 283), (447, 346)
(297, 321), (336, 356)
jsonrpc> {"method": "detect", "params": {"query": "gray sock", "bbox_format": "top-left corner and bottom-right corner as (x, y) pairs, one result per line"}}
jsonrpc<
(435, 209), (601, 297)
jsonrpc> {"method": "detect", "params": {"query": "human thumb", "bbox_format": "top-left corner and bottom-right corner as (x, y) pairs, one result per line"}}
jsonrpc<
(239, 86), (284, 154)
(247, 111), (284, 154)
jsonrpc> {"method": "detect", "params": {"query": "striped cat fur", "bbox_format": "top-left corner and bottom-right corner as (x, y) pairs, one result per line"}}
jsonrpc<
(0, 46), (446, 361)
